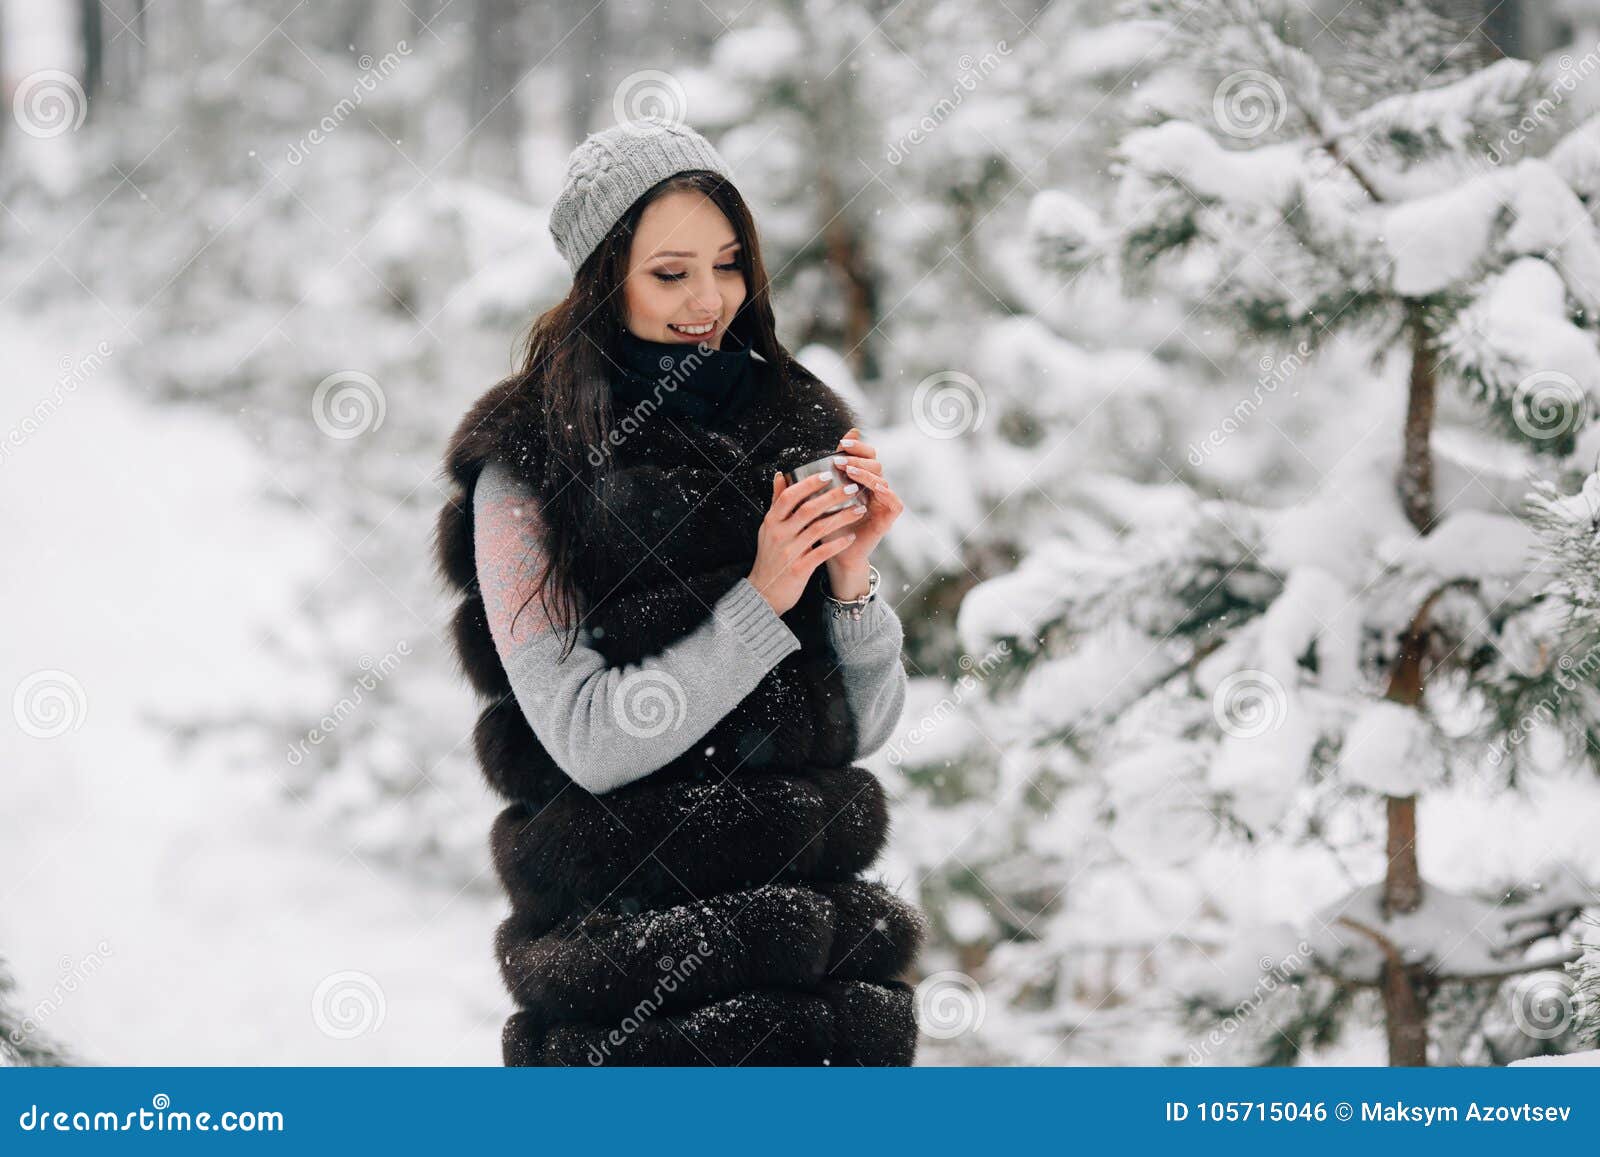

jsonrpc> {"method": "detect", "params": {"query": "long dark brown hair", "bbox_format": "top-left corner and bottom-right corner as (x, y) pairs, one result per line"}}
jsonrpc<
(511, 169), (798, 660)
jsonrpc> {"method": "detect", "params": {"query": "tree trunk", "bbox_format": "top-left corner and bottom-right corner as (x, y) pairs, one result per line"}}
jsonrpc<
(1376, 304), (1437, 1066)
(1340, 918), (1431, 1067)
(79, 0), (102, 121)
(1399, 308), (1437, 534)
(817, 165), (879, 380)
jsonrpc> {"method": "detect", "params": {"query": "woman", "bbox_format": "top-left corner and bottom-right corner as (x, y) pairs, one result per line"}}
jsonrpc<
(434, 117), (926, 1065)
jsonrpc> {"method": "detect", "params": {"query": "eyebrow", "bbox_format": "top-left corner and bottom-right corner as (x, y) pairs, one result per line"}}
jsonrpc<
(647, 239), (741, 260)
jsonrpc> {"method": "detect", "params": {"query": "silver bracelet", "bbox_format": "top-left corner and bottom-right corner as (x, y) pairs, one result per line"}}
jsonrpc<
(824, 564), (879, 621)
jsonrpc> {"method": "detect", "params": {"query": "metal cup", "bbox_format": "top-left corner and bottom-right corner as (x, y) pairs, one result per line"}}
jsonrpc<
(785, 454), (869, 518)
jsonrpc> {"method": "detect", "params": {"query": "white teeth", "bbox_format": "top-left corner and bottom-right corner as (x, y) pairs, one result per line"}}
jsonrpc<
(671, 322), (714, 335)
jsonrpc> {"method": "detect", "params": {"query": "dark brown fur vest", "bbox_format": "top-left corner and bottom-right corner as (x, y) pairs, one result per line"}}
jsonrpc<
(433, 351), (925, 1065)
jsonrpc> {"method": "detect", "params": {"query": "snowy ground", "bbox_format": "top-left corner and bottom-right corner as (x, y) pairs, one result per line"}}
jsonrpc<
(1, 315), (507, 1064)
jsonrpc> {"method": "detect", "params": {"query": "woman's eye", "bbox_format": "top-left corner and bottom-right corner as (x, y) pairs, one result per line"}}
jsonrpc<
(653, 264), (739, 282)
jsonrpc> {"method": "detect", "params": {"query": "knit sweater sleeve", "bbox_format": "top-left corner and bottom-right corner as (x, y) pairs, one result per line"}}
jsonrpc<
(473, 455), (802, 794)
(826, 592), (909, 760)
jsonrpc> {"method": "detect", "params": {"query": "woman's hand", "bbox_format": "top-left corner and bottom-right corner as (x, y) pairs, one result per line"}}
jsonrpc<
(747, 469), (869, 615)
(814, 428), (903, 594)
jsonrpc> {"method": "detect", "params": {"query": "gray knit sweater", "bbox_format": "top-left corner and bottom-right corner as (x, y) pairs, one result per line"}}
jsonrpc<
(472, 455), (908, 794)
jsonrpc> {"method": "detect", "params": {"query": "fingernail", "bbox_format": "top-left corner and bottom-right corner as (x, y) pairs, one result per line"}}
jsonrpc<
(844, 483), (859, 493)
(839, 438), (856, 446)
(832, 454), (847, 464)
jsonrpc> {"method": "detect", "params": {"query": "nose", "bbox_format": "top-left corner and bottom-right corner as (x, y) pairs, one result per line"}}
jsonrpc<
(687, 271), (722, 316)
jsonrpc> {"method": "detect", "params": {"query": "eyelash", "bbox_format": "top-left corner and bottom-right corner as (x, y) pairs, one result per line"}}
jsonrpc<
(653, 261), (742, 283)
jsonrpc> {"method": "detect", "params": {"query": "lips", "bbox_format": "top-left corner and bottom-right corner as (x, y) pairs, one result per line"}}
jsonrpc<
(667, 321), (717, 339)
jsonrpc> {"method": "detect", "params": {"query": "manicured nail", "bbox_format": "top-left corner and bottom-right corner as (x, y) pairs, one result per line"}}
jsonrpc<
(839, 438), (856, 447)
(844, 483), (859, 494)
(832, 454), (847, 464)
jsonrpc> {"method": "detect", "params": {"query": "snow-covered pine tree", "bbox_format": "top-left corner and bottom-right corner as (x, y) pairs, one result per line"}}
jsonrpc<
(675, 0), (898, 378)
(954, 0), (1600, 1065)
(0, 955), (72, 1067)
(1523, 468), (1600, 1048)
(852, 5), (1277, 1062)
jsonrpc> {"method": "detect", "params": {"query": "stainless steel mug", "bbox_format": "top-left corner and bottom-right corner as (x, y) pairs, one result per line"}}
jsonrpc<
(785, 454), (869, 517)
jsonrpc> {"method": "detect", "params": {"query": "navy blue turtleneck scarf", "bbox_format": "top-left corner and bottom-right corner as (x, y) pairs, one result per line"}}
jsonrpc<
(610, 327), (759, 430)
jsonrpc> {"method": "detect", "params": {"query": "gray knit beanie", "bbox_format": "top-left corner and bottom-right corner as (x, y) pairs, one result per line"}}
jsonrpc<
(548, 117), (735, 276)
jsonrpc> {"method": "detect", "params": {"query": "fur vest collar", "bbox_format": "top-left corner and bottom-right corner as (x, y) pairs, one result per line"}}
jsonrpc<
(433, 351), (924, 1066)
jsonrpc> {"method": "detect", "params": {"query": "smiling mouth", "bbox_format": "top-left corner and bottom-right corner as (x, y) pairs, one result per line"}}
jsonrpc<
(668, 321), (717, 338)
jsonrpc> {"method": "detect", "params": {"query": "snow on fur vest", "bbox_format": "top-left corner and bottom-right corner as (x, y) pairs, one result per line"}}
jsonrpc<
(433, 350), (925, 1066)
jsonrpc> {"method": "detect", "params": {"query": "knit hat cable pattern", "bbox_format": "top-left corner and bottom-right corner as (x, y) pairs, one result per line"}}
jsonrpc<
(548, 117), (734, 275)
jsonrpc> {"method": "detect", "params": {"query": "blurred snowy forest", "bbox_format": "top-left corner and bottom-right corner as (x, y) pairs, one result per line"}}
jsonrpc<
(5, 0), (1600, 1066)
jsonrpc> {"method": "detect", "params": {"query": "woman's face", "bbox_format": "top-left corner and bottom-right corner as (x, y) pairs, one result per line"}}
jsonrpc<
(622, 189), (747, 349)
